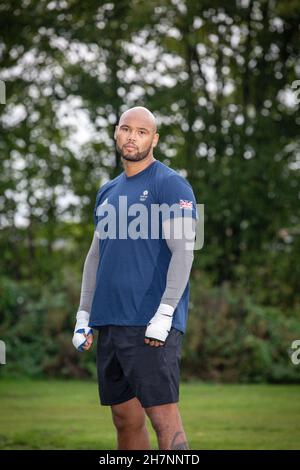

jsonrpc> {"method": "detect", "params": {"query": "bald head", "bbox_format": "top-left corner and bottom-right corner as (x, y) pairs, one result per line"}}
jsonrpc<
(118, 106), (157, 134)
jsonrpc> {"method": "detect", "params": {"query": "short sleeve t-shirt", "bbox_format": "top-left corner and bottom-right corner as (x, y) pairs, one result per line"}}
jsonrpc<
(89, 159), (198, 334)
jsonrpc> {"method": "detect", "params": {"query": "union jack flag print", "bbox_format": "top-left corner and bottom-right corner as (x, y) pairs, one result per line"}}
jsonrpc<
(179, 199), (193, 210)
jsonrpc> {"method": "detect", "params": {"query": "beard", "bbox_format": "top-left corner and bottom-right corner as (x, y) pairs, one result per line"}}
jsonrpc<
(116, 142), (153, 162)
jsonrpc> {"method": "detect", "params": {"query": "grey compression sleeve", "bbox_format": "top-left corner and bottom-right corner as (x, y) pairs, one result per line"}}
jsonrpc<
(78, 231), (99, 313)
(160, 217), (196, 309)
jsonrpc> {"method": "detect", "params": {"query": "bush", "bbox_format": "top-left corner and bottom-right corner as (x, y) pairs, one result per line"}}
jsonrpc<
(0, 271), (97, 380)
(181, 273), (300, 383)
(1, 271), (300, 383)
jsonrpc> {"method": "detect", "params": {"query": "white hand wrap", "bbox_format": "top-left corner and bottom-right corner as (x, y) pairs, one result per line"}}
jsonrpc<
(72, 310), (93, 352)
(145, 303), (175, 343)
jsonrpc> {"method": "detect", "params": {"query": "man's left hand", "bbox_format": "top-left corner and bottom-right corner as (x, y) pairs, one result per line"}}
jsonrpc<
(144, 337), (164, 347)
(144, 304), (174, 347)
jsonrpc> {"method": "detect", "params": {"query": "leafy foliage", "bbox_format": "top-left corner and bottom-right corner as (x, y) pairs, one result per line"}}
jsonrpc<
(0, 0), (299, 381)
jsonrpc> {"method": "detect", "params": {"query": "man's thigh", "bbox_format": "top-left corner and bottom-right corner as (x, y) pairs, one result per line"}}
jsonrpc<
(96, 327), (136, 406)
(114, 326), (183, 408)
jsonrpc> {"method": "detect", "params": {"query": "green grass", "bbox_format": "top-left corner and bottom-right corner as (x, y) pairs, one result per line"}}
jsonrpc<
(0, 378), (299, 450)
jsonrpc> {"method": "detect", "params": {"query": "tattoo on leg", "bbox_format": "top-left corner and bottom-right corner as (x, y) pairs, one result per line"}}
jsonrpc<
(170, 431), (189, 450)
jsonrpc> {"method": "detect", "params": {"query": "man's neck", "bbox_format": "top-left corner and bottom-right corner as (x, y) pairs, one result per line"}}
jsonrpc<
(122, 156), (156, 178)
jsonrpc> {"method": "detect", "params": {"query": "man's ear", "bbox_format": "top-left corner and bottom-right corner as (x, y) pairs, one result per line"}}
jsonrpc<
(114, 125), (118, 140)
(153, 133), (159, 148)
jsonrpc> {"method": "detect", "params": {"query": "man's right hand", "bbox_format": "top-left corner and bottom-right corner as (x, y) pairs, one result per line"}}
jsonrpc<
(82, 332), (93, 351)
(72, 310), (93, 352)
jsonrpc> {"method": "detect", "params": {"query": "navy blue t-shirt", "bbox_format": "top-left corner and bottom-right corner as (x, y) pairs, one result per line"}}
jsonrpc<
(89, 159), (198, 334)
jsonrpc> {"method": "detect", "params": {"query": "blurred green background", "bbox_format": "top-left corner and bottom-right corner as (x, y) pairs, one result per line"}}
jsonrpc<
(0, 0), (300, 449)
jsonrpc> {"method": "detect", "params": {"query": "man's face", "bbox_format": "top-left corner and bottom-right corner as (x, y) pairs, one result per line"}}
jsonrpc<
(114, 114), (159, 162)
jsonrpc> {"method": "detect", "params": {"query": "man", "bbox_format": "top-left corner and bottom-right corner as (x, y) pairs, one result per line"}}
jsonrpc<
(72, 106), (198, 450)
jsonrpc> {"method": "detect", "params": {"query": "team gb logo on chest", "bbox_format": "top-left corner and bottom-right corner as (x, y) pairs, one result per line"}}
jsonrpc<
(139, 190), (149, 202)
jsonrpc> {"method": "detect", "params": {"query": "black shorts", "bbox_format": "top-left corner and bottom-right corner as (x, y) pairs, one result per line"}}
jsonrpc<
(96, 325), (183, 408)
